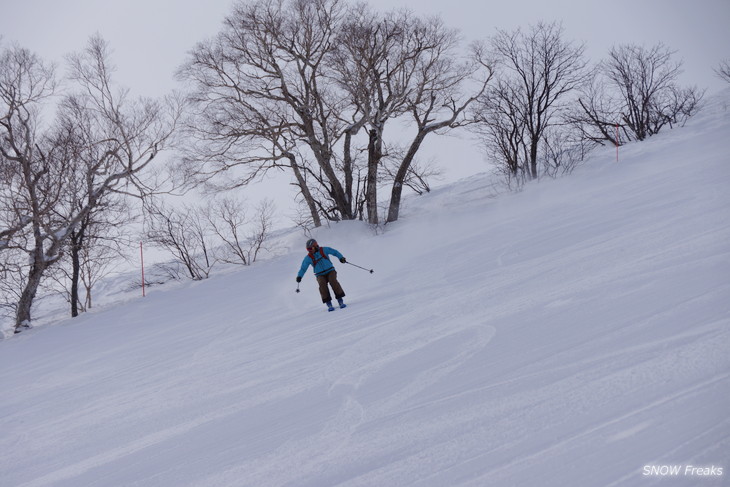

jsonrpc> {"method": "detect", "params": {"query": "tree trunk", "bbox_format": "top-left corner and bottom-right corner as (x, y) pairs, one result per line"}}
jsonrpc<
(85, 266), (93, 310)
(366, 128), (382, 224)
(304, 131), (353, 221)
(529, 141), (539, 180)
(343, 130), (355, 213)
(288, 154), (322, 228)
(70, 218), (90, 316)
(386, 130), (428, 223)
(70, 232), (81, 318)
(15, 249), (46, 333)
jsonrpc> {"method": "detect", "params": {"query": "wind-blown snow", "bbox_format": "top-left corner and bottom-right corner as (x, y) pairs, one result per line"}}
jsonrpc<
(1, 91), (729, 486)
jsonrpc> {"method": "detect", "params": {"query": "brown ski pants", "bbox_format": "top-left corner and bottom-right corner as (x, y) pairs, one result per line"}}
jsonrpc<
(316, 270), (345, 303)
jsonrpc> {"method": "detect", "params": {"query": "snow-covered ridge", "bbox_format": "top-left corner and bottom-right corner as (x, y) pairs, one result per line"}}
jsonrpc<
(0, 89), (728, 486)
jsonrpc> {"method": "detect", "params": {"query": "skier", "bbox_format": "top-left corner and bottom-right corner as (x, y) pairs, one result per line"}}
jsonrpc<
(296, 238), (348, 311)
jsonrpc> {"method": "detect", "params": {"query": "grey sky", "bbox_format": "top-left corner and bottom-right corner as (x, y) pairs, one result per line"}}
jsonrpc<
(366, 0), (729, 94)
(2, 0), (728, 98)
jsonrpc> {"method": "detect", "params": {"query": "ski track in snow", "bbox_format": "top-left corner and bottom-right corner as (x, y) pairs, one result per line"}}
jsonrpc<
(1, 90), (730, 486)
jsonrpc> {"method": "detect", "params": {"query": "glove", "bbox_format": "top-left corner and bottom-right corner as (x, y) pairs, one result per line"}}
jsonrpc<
(340, 257), (347, 263)
(296, 276), (302, 283)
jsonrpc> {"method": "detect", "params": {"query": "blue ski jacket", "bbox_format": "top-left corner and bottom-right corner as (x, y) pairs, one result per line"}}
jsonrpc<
(297, 246), (344, 278)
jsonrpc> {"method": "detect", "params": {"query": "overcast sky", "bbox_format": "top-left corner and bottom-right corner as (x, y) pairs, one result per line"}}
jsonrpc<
(2, 0), (728, 97)
(2, 0), (728, 203)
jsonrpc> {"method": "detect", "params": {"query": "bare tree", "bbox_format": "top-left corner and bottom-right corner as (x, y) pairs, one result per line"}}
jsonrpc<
(606, 43), (703, 140)
(332, 6), (414, 224)
(716, 59), (730, 83)
(332, 10), (492, 223)
(541, 126), (590, 178)
(474, 78), (529, 186)
(206, 197), (276, 266)
(384, 24), (492, 223)
(0, 255), (24, 328)
(380, 153), (442, 196)
(181, 0), (491, 226)
(0, 37), (180, 333)
(52, 195), (132, 317)
(0, 45), (66, 333)
(179, 0), (352, 224)
(576, 43), (704, 145)
(145, 201), (215, 280)
(0, 46), (58, 253)
(478, 22), (588, 182)
(244, 199), (276, 264)
(569, 70), (622, 146)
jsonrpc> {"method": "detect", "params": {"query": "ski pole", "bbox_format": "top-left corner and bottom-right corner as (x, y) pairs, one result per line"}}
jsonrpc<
(296, 281), (301, 293)
(346, 261), (374, 274)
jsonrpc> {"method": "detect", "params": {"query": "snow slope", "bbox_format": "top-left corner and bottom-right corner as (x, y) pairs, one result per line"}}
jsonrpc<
(1, 91), (729, 486)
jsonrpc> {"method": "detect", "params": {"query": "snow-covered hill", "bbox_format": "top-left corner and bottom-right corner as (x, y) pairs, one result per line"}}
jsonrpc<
(1, 91), (729, 487)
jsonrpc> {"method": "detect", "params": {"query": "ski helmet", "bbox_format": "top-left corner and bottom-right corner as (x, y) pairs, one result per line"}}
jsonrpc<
(306, 238), (318, 250)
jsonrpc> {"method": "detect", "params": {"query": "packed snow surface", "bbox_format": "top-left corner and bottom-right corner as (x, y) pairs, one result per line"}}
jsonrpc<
(1, 92), (729, 486)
